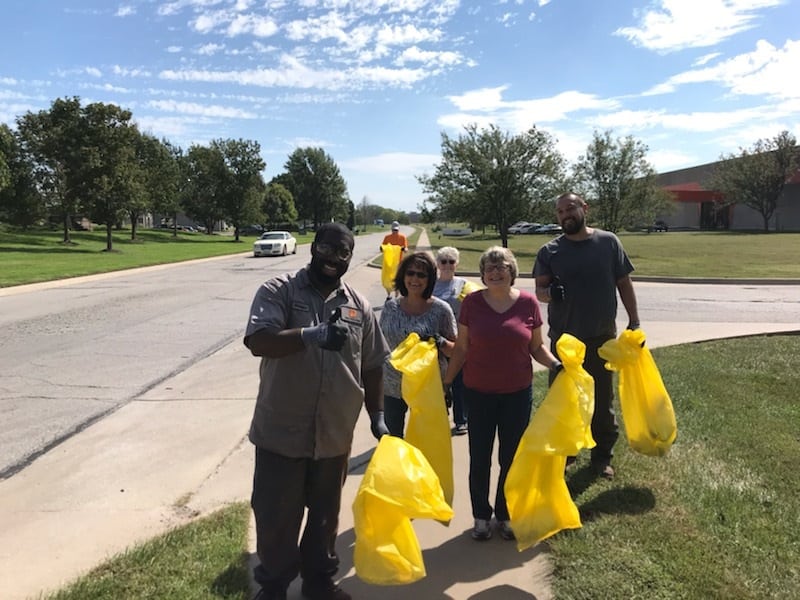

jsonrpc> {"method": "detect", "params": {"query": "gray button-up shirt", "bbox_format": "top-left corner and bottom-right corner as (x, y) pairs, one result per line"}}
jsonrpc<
(244, 267), (389, 458)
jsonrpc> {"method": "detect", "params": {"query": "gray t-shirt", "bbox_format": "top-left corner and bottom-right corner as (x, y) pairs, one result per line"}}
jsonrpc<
(534, 229), (634, 340)
(432, 276), (468, 319)
(379, 296), (457, 398)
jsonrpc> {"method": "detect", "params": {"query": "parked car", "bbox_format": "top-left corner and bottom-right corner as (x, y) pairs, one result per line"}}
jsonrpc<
(508, 221), (529, 234)
(533, 224), (563, 234)
(240, 224), (265, 236)
(648, 220), (669, 232)
(518, 223), (543, 234)
(253, 231), (297, 257)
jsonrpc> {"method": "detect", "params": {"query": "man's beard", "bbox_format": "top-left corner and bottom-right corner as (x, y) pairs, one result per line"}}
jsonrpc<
(310, 256), (347, 283)
(562, 214), (584, 235)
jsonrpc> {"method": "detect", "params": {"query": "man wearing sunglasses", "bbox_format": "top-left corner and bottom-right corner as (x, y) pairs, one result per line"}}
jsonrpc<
(244, 223), (390, 600)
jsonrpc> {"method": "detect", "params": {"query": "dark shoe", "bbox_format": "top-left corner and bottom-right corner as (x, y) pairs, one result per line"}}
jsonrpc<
(253, 586), (287, 600)
(592, 462), (615, 479)
(301, 578), (351, 600)
(498, 520), (516, 541)
(453, 423), (468, 436)
(471, 518), (492, 541)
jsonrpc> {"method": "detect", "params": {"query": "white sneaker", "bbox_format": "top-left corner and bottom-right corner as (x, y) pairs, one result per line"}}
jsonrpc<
(471, 518), (492, 540)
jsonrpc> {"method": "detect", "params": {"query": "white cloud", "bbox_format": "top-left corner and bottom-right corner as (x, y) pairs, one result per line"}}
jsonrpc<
(226, 14), (279, 37)
(643, 39), (800, 100)
(160, 53), (431, 90)
(341, 151), (442, 174)
(197, 43), (225, 55)
(86, 67), (102, 77)
(147, 99), (258, 118)
(615, 0), (785, 52)
(113, 65), (153, 78)
(115, 5), (136, 17)
(395, 46), (462, 67)
(692, 52), (721, 67)
(167, 46), (183, 53)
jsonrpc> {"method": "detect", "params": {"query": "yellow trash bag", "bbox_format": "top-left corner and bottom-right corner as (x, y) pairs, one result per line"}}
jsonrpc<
(457, 279), (484, 302)
(389, 333), (454, 507)
(505, 333), (595, 551)
(381, 244), (402, 296)
(353, 436), (454, 585)
(599, 329), (677, 457)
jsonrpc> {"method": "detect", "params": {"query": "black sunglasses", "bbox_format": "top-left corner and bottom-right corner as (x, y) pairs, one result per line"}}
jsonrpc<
(315, 242), (352, 260)
(439, 259), (456, 264)
(405, 269), (429, 279)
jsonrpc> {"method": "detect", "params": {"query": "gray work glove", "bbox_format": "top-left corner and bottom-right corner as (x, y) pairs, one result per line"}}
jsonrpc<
(549, 277), (566, 303)
(550, 359), (564, 375)
(369, 411), (389, 440)
(301, 307), (348, 351)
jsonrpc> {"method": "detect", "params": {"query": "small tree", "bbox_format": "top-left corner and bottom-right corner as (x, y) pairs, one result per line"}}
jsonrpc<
(573, 130), (671, 233)
(262, 182), (297, 229)
(418, 123), (566, 247)
(710, 131), (799, 232)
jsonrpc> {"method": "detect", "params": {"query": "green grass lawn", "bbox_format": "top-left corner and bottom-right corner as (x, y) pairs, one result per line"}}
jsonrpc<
(427, 229), (800, 279)
(46, 335), (800, 599)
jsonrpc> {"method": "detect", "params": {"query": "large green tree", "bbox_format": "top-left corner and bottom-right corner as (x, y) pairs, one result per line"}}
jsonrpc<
(79, 102), (141, 251)
(573, 130), (672, 233)
(16, 97), (86, 243)
(212, 138), (266, 241)
(183, 144), (227, 235)
(418, 123), (566, 247)
(282, 147), (348, 227)
(0, 124), (45, 228)
(262, 182), (297, 229)
(133, 135), (181, 240)
(710, 130), (799, 232)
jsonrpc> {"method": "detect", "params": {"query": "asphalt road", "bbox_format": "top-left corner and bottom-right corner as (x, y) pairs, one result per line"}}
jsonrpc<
(1, 229), (798, 479)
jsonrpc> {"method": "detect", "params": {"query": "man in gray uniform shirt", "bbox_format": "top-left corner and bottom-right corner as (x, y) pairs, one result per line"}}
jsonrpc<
(244, 223), (390, 600)
(533, 192), (640, 480)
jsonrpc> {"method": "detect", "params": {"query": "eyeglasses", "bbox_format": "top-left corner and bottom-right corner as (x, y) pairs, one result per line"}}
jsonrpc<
(315, 242), (352, 261)
(439, 259), (456, 265)
(484, 263), (510, 273)
(405, 269), (429, 279)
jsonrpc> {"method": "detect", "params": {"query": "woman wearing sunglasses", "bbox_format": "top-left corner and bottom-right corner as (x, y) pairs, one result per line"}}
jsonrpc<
(379, 252), (457, 437)
(443, 246), (562, 542)
(433, 247), (471, 436)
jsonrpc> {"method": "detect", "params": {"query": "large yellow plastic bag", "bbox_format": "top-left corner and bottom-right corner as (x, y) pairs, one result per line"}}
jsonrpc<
(380, 244), (402, 296)
(457, 279), (484, 301)
(505, 333), (595, 551)
(353, 436), (454, 585)
(389, 333), (454, 506)
(599, 328), (677, 456)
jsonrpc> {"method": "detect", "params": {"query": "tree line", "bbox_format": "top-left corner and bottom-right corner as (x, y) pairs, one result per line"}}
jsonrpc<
(418, 125), (798, 240)
(1, 97), (796, 251)
(0, 97), (360, 251)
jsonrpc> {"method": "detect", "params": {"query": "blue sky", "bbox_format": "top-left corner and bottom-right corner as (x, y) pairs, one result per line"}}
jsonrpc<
(2, 0), (798, 214)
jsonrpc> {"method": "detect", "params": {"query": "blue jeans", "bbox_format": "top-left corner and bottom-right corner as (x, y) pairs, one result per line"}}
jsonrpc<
(465, 385), (532, 521)
(451, 370), (467, 427)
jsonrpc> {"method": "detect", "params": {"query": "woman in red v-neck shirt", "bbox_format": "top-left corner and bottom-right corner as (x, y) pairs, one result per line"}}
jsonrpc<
(443, 246), (562, 542)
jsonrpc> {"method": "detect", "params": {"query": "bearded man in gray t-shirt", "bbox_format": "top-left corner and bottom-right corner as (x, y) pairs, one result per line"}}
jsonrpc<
(533, 192), (641, 480)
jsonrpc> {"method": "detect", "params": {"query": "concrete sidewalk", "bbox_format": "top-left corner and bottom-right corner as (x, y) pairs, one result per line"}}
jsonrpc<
(1, 229), (797, 600)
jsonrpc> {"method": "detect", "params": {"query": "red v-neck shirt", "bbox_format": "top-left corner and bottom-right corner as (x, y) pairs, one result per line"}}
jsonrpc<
(459, 289), (543, 394)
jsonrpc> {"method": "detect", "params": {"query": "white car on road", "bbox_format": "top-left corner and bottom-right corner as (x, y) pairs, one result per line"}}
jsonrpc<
(253, 231), (297, 257)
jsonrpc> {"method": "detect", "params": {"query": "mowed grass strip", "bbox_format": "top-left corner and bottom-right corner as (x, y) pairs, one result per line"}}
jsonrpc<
(535, 334), (800, 600)
(427, 230), (800, 279)
(45, 502), (251, 600)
